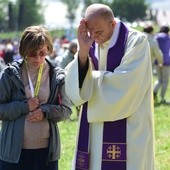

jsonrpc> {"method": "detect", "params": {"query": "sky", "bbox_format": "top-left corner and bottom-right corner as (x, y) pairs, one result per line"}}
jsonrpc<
(151, 0), (170, 10)
(43, 1), (84, 29)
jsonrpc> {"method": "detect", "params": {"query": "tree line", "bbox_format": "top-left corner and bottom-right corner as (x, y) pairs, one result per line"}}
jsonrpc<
(0, 0), (44, 32)
(0, 0), (154, 32)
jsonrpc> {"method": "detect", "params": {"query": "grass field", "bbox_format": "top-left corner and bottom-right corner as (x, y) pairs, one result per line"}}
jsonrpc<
(58, 77), (170, 170)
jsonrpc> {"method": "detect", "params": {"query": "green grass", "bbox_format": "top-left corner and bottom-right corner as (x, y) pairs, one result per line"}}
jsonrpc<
(154, 86), (170, 170)
(58, 78), (170, 170)
(58, 106), (78, 169)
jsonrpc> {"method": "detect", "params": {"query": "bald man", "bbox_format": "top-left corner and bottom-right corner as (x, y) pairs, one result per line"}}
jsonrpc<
(65, 3), (155, 170)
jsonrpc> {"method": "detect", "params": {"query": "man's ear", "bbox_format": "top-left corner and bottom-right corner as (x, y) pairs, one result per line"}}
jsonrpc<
(111, 20), (116, 29)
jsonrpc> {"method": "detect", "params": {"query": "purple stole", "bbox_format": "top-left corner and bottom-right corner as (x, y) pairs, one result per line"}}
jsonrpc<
(76, 22), (129, 170)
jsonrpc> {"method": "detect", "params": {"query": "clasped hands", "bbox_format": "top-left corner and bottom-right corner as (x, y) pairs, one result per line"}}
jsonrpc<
(27, 97), (44, 123)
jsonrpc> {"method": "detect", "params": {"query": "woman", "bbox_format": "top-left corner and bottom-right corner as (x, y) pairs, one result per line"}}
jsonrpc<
(0, 25), (72, 170)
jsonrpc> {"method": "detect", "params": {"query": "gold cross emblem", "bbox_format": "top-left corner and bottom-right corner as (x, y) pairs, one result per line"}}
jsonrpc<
(107, 145), (121, 159)
(77, 153), (85, 168)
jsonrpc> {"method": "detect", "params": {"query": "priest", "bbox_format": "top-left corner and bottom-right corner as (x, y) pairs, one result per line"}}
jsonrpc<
(65, 3), (155, 170)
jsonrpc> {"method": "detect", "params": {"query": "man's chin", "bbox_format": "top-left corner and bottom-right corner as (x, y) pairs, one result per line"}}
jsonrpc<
(95, 39), (105, 45)
(95, 41), (102, 45)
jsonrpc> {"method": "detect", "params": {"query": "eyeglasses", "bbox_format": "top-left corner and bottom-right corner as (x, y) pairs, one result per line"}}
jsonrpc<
(27, 51), (49, 58)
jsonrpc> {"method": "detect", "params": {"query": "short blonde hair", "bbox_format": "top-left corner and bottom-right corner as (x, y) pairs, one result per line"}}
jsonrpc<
(19, 25), (53, 58)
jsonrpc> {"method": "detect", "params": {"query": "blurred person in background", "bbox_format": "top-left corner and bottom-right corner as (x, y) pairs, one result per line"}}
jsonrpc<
(59, 40), (78, 69)
(13, 40), (22, 62)
(3, 40), (15, 65)
(153, 26), (170, 103)
(0, 58), (5, 72)
(0, 25), (72, 170)
(0, 44), (6, 72)
(143, 24), (163, 73)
